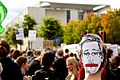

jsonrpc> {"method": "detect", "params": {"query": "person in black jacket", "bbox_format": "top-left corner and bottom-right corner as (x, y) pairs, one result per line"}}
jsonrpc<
(28, 51), (41, 76)
(32, 51), (57, 80)
(110, 56), (120, 80)
(53, 49), (68, 80)
(0, 40), (23, 80)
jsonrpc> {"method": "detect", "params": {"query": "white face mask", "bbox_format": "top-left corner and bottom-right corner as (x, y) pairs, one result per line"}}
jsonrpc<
(82, 42), (104, 74)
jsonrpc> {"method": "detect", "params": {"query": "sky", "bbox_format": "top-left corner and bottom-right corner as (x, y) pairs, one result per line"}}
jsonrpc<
(1, 0), (120, 28)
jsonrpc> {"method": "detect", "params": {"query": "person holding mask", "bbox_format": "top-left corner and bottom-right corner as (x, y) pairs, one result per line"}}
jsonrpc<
(78, 34), (117, 80)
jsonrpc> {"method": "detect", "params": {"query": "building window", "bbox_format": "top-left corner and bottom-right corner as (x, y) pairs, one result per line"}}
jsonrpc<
(67, 10), (70, 23)
(78, 12), (83, 20)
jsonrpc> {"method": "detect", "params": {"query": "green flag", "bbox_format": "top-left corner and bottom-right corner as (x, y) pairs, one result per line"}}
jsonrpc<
(0, 1), (7, 34)
(1, 37), (7, 41)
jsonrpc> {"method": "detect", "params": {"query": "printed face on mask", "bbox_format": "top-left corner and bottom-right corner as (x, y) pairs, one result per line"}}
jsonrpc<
(81, 41), (104, 74)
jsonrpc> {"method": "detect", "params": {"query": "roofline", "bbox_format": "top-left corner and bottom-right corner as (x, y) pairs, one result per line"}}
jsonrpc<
(40, 1), (108, 10)
(93, 5), (110, 12)
(40, 1), (101, 6)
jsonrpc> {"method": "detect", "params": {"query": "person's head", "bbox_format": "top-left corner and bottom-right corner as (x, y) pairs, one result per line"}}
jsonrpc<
(70, 52), (74, 57)
(16, 56), (29, 72)
(79, 34), (106, 74)
(57, 49), (64, 57)
(34, 51), (41, 57)
(0, 40), (10, 58)
(27, 50), (33, 56)
(65, 49), (69, 53)
(66, 57), (78, 71)
(12, 50), (21, 59)
(41, 51), (55, 68)
(66, 57), (78, 78)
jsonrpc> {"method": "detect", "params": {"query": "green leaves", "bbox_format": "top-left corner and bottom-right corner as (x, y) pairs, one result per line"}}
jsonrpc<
(22, 15), (36, 37)
(101, 9), (120, 44)
(63, 20), (82, 44)
(38, 18), (63, 40)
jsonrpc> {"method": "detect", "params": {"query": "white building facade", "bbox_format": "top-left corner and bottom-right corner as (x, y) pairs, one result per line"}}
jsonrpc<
(23, 1), (110, 26)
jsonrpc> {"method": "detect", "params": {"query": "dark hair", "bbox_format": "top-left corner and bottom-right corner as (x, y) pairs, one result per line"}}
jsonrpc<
(12, 50), (21, 59)
(45, 48), (51, 51)
(35, 51), (41, 56)
(16, 56), (27, 67)
(110, 56), (120, 69)
(107, 49), (113, 58)
(102, 45), (107, 66)
(118, 52), (120, 56)
(70, 52), (74, 57)
(27, 50), (33, 56)
(10, 49), (14, 54)
(41, 51), (55, 68)
(65, 49), (69, 53)
(57, 49), (63, 56)
(0, 40), (10, 58)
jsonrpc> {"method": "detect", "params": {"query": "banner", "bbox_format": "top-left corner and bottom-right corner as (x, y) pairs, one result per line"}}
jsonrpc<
(16, 28), (24, 40)
(28, 30), (36, 41)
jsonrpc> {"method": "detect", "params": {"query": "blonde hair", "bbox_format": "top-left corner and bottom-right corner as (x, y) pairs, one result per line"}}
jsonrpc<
(66, 57), (78, 79)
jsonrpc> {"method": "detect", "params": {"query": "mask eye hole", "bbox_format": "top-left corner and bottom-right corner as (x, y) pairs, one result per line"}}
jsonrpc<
(92, 52), (99, 55)
(84, 52), (90, 56)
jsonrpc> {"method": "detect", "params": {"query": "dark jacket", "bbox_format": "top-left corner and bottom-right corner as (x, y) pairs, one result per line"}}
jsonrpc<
(112, 68), (120, 80)
(0, 57), (23, 80)
(28, 59), (41, 76)
(32, 66), (57, 80)
(105, 68), (118, 80)
(53, 58), (68, 80)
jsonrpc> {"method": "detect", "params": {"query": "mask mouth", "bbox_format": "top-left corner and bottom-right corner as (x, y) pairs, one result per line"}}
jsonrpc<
(85, 64), (98, 67)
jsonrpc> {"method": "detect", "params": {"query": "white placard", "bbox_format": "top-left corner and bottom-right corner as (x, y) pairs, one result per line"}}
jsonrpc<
(32, 38), (44, 51)
(16, 28), (24, 40)
(105, 43), (118, 56)
(109, 44), (118, 56)
(28, 30), (36, 41)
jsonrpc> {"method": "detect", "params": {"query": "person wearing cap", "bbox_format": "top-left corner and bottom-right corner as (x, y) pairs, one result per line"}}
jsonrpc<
(0, 40), (23, 80)
(78, 34), (117, 80)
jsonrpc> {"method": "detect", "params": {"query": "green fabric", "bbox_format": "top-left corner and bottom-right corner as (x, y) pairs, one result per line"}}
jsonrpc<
(0, 1), (7, 34)
(1, 37), (7, 41)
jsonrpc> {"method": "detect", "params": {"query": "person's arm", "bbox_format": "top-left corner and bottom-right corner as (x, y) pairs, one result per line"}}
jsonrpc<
(0, 63), (3, 74)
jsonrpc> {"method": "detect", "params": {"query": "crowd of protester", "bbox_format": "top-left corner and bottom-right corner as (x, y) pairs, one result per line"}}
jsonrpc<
(0, 34), (120, 80)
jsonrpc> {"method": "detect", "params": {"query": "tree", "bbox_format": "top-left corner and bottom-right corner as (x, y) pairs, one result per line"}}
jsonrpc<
(101, 9), (120, 44)
(22, 15), (36, 37)
(22, 15), (36, 49)
(63, 20), (84, 44)
(63, 10), (120, 45)
(38, 18), (63, 41)
(85, 12), (102, 34)
(63, 12), (103, 44)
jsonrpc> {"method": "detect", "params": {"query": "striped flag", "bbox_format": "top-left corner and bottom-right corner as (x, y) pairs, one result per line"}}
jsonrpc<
(0, 1), (7, 34)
